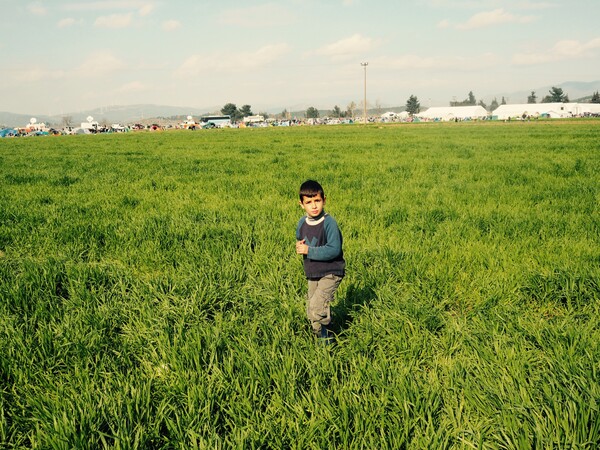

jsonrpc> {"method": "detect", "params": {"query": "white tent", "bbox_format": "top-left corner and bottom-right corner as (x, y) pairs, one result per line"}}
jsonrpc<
(492, 104), (544, 120)
(545, 107), (570, 118)
(243, 115), (265, 123)
(381, 111), (410, 121)
(492, 102), (597, 120)
(578, 103), (600, 115)
(417, 105), (488, 121)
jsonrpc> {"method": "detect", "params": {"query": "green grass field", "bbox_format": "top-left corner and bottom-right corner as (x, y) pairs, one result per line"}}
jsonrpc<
(1, 121), (599, 448)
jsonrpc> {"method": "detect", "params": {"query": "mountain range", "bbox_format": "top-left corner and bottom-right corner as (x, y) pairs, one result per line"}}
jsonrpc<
(0, 104), (221, 129)
(1, 80), (599, 128)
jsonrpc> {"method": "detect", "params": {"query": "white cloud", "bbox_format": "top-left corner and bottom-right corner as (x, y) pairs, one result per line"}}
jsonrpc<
(314, 34), (378, 61)
(62, 1), (154, 12)
(418, 0), (498, 8)
(217, 3), (294, 27)
(9, 67), (66, 83)
(28, 2), (47, 15)
(455, 8), (535, 30)
(419, 0), (548, 9)
(75, 51), (126, 77)
(57, 18), (77, 28)
(6, 51), (126, 86)
(94, 13), (133, 28)
(139, 4), (155, 16)
(175, 44), (290, 78)
(374, 52), (499, 71)
(117, 81), (149, 93)
(7, 51), (126, 84)
(516, 1), (557, 11)
(437, 19), (450, 29)
(513, 38), (600, 65)
(162, 20), (181, 31)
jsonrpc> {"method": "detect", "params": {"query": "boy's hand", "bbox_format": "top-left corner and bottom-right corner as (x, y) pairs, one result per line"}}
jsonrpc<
(296, 239), (309, 255)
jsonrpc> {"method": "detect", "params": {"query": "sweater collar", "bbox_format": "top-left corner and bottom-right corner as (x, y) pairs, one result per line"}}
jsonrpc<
(306, 210), (326, 225)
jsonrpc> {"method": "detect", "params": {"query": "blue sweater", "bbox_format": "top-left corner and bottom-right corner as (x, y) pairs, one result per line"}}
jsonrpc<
(296, 211), (345, 279)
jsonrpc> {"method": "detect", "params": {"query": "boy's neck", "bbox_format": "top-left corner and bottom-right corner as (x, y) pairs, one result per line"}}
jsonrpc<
(306, 210), (326, 222)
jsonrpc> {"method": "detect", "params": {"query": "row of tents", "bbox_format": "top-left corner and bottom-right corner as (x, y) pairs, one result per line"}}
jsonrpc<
(400, 102), (600, 122)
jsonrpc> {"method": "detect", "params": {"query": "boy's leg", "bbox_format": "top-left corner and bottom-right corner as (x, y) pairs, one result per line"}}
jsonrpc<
(306, 274), (343, 335)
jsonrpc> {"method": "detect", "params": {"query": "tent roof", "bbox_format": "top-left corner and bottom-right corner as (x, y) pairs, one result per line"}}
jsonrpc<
(417, 105), (488, 119)
(491, 102), (596, 118)
(578, 103), (600, 113)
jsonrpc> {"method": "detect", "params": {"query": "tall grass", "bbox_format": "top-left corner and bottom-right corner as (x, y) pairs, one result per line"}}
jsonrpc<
(1, 120), (599, 448)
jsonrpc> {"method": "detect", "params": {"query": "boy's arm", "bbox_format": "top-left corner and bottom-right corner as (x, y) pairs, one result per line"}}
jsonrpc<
(295, 219), (308, 254)
(307, 217), (342, 261)
(295, 219), (304, 242)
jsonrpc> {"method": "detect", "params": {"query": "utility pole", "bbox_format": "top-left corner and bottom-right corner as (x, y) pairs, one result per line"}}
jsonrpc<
(361, 62), (368, 125)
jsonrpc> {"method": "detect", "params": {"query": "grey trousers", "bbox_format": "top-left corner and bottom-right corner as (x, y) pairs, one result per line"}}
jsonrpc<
(306, 274), (343, 334)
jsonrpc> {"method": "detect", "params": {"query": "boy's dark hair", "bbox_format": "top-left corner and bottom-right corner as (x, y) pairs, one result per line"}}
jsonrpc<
(299, 179), (325, 201)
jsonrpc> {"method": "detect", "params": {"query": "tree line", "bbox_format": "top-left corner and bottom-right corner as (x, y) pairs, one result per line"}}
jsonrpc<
(218, 86), (600, 122)
(402, 87), (600, 116)
(303, 86), (600, 120)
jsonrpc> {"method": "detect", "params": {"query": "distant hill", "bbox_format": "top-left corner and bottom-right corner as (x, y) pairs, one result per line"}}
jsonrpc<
(0, 112), (55, 129)
(491, 80), (600, 104)
(71, 104), (223, 124)
(556, 80), (600, 99)
(0, 104), (221, 128)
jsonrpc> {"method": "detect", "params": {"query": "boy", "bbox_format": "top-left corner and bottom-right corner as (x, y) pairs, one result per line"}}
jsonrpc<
(295, 180), (345, 340)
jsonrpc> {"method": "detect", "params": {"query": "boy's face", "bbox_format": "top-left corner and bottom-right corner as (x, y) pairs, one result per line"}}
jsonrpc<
(299, 193), (325, 218)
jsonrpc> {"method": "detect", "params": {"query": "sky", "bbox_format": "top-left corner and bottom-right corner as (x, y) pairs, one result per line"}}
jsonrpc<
(1, 0), (600, 116)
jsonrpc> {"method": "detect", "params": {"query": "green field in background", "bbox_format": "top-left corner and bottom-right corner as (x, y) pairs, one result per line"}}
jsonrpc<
(1, 121), (599, 448)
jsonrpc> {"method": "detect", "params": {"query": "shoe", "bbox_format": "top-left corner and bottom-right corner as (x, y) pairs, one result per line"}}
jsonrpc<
(318, 325), (333, 345)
